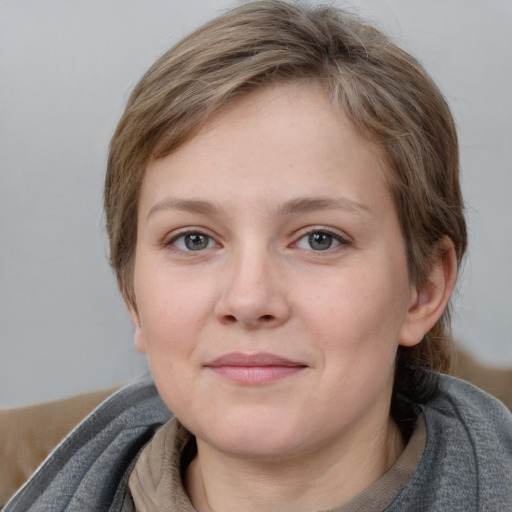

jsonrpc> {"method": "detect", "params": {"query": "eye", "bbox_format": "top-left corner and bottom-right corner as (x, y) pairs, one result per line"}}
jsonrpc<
(169, 232), (216, 251)
(295, 230), (347, 251)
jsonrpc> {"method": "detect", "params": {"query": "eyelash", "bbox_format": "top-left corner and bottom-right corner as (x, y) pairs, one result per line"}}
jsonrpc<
(294, 227), (351, 252)
(164, 230), (218, 252)
(163, 227), (351, 253)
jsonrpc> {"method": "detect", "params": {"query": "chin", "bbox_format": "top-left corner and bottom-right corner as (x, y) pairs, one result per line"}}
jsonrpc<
(193, 411), (313, 461)
(207, 434), (305, 461)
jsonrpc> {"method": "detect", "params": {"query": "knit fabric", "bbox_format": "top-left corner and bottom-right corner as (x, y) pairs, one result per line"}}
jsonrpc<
(4, 374), (512, 511)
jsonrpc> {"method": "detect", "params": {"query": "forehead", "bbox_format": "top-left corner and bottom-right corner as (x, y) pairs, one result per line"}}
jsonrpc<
(140, 83), (388, 211)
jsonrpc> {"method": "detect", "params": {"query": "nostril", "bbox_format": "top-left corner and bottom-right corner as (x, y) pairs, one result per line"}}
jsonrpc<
(260, 315), (274, 322)
(224, 315), (237, 323)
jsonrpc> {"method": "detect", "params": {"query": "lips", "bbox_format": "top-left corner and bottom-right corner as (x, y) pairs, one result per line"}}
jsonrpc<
(204, 352), (307, 384)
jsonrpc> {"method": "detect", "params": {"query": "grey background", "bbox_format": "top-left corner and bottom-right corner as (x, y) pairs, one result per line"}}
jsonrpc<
(1, 0), (511, 407)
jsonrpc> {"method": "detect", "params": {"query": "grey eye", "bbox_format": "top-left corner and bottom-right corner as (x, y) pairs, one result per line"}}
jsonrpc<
(184, 233), (211, 250)
(308, 232), (334, 250)
(171, 232), (215, 251)
(295, 230), (345, 251)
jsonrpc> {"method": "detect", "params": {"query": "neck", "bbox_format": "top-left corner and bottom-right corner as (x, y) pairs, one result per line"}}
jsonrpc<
(185, 416), (404, 512)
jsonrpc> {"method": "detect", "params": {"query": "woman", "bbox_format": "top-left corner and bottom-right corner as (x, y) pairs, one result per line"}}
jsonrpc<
(5, 1), (511, 510)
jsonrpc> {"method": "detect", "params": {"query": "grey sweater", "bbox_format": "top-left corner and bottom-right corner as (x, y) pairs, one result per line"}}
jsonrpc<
(4, 374), (512, 511)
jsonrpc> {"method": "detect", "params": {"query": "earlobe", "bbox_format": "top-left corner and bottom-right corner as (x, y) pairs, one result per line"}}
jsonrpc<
(399, 237), (458, 348)
(127, 303), (147, 355)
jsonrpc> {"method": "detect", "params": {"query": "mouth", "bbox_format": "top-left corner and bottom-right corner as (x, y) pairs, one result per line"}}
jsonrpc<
(204, 352), (308, 385)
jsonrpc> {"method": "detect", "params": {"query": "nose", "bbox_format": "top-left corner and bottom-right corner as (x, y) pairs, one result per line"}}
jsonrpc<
(214, 245), (291, 329)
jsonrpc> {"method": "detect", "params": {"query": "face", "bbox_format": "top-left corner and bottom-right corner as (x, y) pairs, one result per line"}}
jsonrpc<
(131, 82), (419, 461)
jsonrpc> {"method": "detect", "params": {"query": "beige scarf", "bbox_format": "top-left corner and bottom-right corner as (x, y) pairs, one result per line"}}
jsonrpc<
(128, 418), (197, 512)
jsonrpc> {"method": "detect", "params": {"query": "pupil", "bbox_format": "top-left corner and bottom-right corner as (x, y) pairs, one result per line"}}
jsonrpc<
(185, 234), (208, 250)
(308, 232), (332, 250)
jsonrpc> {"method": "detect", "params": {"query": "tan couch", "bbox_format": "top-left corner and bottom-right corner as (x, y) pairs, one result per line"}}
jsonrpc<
(452, 349), (512, 410)
(1, 351), (511, 507)
(0, 385), (121, 507)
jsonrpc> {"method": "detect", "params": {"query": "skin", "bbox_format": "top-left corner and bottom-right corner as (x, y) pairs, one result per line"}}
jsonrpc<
(129, 82), (456, 512)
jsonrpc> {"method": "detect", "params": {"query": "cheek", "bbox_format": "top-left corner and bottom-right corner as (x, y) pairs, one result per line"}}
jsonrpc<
(135, 280), (203, 405)
(135, 273), (190, 349)
(303, 266), (410, 354)
(140, 295), (195, 348)
(134, 264), (221, 365)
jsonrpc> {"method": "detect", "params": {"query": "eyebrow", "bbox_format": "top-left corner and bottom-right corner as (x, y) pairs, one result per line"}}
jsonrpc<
(146, 196), (373, 220)
(147, 199), (222, 219)
(277, 197), (373, 217)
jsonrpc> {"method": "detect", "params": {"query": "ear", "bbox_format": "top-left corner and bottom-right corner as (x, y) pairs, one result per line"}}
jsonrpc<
(127, 302), (147, 355)
(399, 237), (458, 348)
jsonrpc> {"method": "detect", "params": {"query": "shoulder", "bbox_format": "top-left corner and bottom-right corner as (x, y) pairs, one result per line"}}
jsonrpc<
(430, 373), (512, 443)
(0, 384), (121, 507)
(389, 373), (512, 511)
(3, 374), (172, 512)
(426, 374), (512, 480)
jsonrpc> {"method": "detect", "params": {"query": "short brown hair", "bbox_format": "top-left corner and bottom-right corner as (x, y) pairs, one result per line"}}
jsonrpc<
(105, 0), (467, 413)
